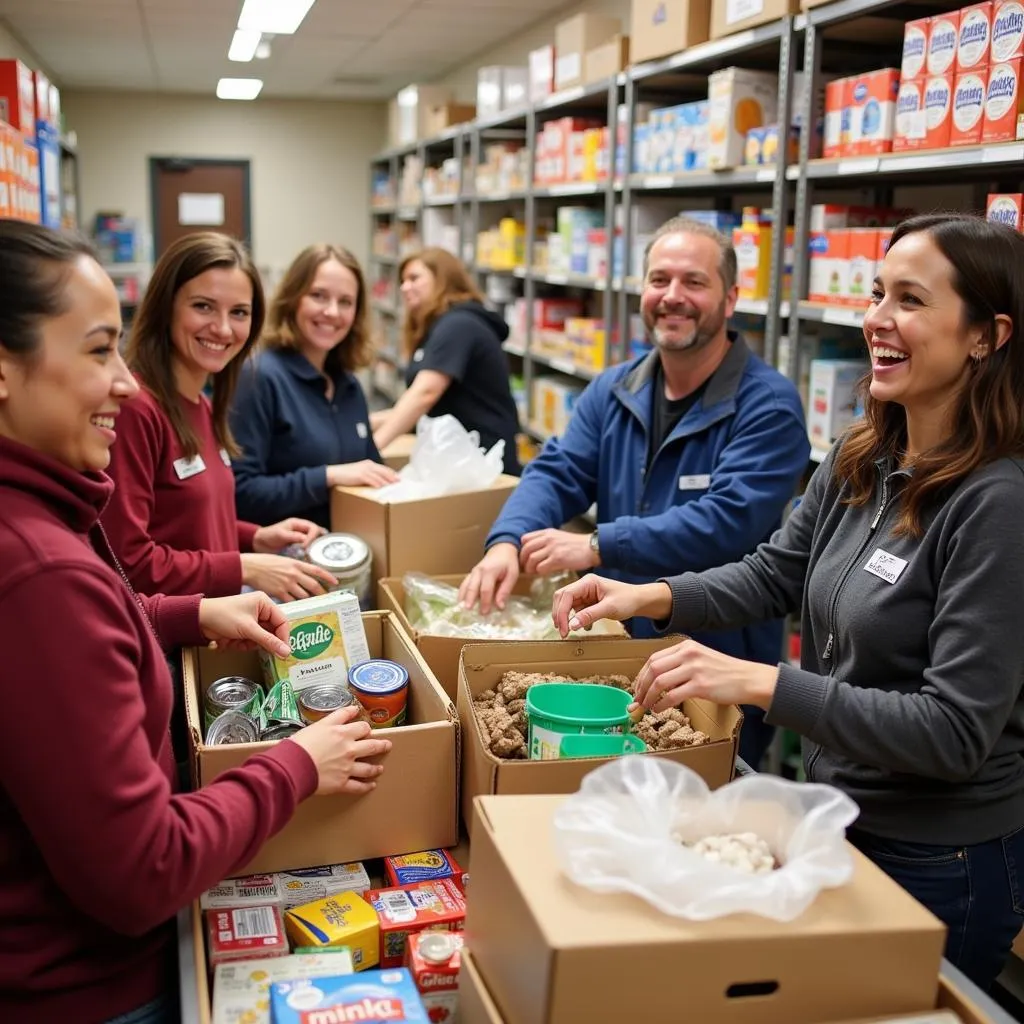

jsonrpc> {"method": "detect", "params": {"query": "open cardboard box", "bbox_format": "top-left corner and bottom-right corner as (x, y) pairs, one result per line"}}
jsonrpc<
(379, 433), (417, 471)
(377, 573), (626, 701)
(331, 475), (519, 590)
(465, 793), (946, 1024)
(183, 611), (459, 875)
(457, 638), (741, 838)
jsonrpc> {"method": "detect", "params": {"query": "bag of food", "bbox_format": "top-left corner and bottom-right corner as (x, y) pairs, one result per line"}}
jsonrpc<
(552, 756), (858, 922)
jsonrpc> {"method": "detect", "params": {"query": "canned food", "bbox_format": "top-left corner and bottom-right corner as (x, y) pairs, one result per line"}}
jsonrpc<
(348, 659), (409, 729)
(306, 533), (372, 608)
(260, 722), (305, 742)
(263, 680), (302, 728)
(298, 682), (360, 724)
(206, 710), (260, 745)
(204, 676), (264, 730)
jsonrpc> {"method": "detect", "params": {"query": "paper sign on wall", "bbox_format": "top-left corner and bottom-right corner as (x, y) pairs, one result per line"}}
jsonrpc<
(178, 192), (225, 226)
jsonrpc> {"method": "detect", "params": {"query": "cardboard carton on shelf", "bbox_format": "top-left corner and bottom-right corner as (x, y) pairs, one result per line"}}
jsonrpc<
(554, 12), (622, 91)
(583, 35), (630, 84)
(330, 473), (519, 590)
(711, 0), (798, 41)
(424, 102), (476, 138)
(457, 638), (741, 839)
(529, 45), (555, 102)
(390, 84), (453, 147)
(630, 0), (711, 64)
(0, 58), (36, 137)
(182, 611), (458, 875)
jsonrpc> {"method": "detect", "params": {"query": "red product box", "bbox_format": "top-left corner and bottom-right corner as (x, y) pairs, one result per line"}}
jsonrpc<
(982, 57), (1024, 140)
(0, 59), (36, 137)
(893, 78), (926, 150)
(992, 0), (1024, 61)
(928, 11), (961, 75)
(406, 931), (465, 1023)
(845, 69), (900, 155)
(902, 18), (930, 79)
(365, 878), (466, 970)
(823, 78), (848, 159)
(958, 2), (994, 71)
(951, 67), (990, 144)
(205, 905), (289, 966)
(986, 192), (1024, 229)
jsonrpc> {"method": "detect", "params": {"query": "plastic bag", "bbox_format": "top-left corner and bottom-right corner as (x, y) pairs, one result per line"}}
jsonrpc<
(552, 756), (859, 922)
(376, 414), (504, 501)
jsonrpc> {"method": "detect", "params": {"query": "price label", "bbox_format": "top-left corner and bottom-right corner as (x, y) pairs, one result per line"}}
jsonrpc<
(836, 157), (879, 175)
(983, 144), (1024, 164)
(545, 273), (568, 285)
(756, 167), (776, 182)
(642, 175), (675, 189)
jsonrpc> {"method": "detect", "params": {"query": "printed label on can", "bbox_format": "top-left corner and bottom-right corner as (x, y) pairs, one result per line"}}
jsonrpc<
(987, 193), (1023, 227)
(993, 1), (1024, 61)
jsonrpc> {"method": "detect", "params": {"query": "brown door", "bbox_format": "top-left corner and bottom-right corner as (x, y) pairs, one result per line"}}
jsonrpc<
(150, 158), (251, 257)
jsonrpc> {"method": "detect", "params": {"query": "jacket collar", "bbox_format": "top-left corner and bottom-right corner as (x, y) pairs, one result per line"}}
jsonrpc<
(277, 348), (355, 393)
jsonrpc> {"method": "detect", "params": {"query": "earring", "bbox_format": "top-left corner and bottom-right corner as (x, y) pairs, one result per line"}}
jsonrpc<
(971, 351), (983, 365)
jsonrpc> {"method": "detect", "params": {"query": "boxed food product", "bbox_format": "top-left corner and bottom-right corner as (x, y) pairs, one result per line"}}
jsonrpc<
(207, 905), (288, 967)
(707, 67), (779, 169)
(278, 864), (372, 909)
(406, 931), (464, 1023)
(893, 78), (926, 151)
(808, 230), (850, 304)
(808, 359), (870, 448)
(529, 45), (554, 102)
(951, 67), (989, 144)
(284, 892), (381, 971)
(630, 0), (711, 64)
(923, 73), (955, 147)
(201, 874), (284, 911)
(710, 0), (797, 39)
(385, 849), (463, 888)
(992, 0), (1024, 62)
(845, 229), (880, 308)
(823, 77), (848, 158)
(982, 57), (1024, 140)
(958, 2), (994, 71)
(845, 69), (900, 155)
(0, 59), (36, 136)
(365, 878), (467, 968)
(901, 18), (930, 79)
(927, 10), (961, 76)
(987, 191), (1024, 228)
(269, 968), (429, 1024)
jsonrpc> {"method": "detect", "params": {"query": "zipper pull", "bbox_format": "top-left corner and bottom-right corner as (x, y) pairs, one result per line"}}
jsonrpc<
(869, 479), (890, 531)
(822, 632), (834, 661)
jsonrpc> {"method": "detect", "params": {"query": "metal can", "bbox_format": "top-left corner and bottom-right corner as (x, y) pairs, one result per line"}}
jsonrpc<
(263, 680), (303, 728)
(261, 722), (305, 742)
(298, 682), (360, 724)
(204, 676), (264, 730)
(206, 710), (260, 745)
(306, 533), (372, 608)
(348, 659), (409, 729)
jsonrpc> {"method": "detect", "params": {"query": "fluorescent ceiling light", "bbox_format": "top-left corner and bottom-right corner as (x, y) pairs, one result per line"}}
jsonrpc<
(228, 28), (261, 62)
(238, 0), (316, 35)
(216, 77), (263, 100)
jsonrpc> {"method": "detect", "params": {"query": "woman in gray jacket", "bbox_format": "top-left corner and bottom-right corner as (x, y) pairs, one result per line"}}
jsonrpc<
(553, 213), (1024, 992)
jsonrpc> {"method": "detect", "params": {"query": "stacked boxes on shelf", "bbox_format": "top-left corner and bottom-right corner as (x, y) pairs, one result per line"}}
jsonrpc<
(531, 376), (585, 436)
(732, 208), (794, 302)
(422, 157), (460, 200)
(476, 66), (529, 120)
(987, 190), (1024, 228)
(475, 142), (528, 195)
(534, 116), (605, 186)
(0, 59), (46, 222)
(476, 218), (525, 270)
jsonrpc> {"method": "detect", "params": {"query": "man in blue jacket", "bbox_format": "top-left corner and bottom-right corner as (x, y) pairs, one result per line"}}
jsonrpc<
(459, 215), (810, 767)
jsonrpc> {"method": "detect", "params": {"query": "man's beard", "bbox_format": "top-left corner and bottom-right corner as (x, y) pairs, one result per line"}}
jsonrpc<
(646, 298), (726, 353)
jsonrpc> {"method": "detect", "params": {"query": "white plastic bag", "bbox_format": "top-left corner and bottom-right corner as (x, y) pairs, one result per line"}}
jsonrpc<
(376, 414), (505, 501)
(552, 756), (859, 922)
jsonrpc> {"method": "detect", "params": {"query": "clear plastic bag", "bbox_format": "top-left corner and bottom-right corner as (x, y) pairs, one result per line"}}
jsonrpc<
(552, 756), (859, 922)
(376, 414), (505, 501)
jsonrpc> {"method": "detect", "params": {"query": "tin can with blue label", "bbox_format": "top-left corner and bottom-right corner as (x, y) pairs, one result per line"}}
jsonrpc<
(348, 659), (409, 728)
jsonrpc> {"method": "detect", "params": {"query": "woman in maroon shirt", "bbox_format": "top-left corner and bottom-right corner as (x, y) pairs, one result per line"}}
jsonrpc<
(103, 232), (336, 601)
(0, 221), (391, 1022)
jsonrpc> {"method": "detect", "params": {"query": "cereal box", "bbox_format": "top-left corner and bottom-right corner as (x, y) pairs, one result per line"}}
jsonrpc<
(269, 969), (429, 1024)
(951, 67), (989, 144)
(365, 878), (466, 970)
(284, 892), (380, 971)
(406, 932), (464, 1024)
(893, 78), (926, 151)
(845, 229), (879, 308)
(846, 69), (900, 155)
(823, 78), (848, 159)
(902, 18), (930, 79)
(987, 192), (1024, 228)
(928, 11), (961, 76)
(206, 906), (289, 967)
(808, 360), (870, 448)
(259, 590), (370, 692)
(982, 58), (1024, 140)
(808, 230), (849, 305)
(201, 875), (285, 911)
(212, 951), (354, 1024)
(958, 2), (994, 71)
(384, 849), (463, 888)
(707, 67), (778, 170)
(278, 864), (372, 910)
(992, 0), (1024, 61)
(877, 228), (894, 263)
(924, 74), (955, 147)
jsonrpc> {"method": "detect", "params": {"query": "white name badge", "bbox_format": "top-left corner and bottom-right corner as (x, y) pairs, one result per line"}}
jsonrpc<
(413, 349), (425, 362)
(864, 548), (908, 584)
(219, 447), (231, 467)
(679, 474), (712, 490)
(356, 422), (368, 439)
(173, 454), (207, 480)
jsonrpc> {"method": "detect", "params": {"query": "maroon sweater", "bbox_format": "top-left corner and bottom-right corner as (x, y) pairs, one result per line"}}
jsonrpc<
(0, 436), (318, 1023)
(103, 384), (260, 597)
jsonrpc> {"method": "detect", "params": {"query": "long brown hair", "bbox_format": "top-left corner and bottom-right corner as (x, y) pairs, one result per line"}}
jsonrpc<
(263, 244), (373, 374)
(126, 232), (265, 459)
(400, 247), (483, 360)
(835, 214), (1024, 536)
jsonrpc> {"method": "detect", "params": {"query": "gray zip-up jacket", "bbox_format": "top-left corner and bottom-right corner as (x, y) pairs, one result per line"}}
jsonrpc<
(661, 443), (1024, 844)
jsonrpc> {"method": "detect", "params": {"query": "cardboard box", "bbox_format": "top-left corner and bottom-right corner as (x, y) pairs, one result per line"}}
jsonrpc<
(707, 66), (779, 169)
(992, 0), (1024, 62)
(630, 0), (711, 65)
(380, 433), (417, 471)
(529, 45), (555, 102)
(459, 948), (504, 1024)
(457, 639), (741, 839)
(584, 35), (630, 84)
(928, 10), (961, 76)
(987, 191), (1024, 229)
(0, 59), (35, 137)
(823, 78), (848, 158)
(808, 359), (869, 448)
(466, 794), (945, 1024)
(476, 67), (528, 119)
(711, 0), (798, 41)
(393, 84), (452, 146)
(424, 102), (476, 138)
(183, 612), (458, 874)
(845, 68), (900, 155)
(330, 474), (519, 591)
(982, 58), (1024, 140)
(554, 13), (622, 90)
(951, 67), (989, 144)
(958, 2), (995, 71)
(901, 17), (930, 79)
(365, 877), (466, 968)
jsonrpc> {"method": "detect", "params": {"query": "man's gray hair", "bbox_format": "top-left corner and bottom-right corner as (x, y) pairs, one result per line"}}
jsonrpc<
(642, 215), (738, 292)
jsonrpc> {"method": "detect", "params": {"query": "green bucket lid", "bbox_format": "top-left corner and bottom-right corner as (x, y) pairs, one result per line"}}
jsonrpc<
(559, 733), (648, 759)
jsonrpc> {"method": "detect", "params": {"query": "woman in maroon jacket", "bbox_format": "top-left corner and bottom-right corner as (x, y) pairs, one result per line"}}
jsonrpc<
(0, 222), (392, 1023)
(103, 232), (336, 601)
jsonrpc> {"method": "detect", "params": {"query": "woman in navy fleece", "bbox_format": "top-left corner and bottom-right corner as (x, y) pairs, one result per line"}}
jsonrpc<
(230, 244), (398, 529)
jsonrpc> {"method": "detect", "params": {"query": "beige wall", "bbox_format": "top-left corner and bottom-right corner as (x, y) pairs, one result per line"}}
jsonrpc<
(61, 91), (387, 276)
(435, 0), (632, 102)
(0, 18), (57, 80)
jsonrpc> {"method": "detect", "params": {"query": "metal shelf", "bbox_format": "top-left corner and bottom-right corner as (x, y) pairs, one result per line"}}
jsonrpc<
(423, 194), (459, 206)
(532, 269), (606, 290)
(630, 166), (780, 191)
(473, 190), (528, 203)
(533, 181), (607, 198)
(370, 203), (395, 215)
(535, 78), (619, 113)
(798, 301), (865, 327)
(801, 142), (1024, 181)
(531, 350), (599, 380)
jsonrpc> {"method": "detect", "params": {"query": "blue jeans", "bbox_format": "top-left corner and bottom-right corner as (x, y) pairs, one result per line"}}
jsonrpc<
(849, 826), (1024, 991)
(105, 992), (176, 1024)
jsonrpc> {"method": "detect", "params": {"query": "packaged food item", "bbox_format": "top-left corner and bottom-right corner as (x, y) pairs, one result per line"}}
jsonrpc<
(987, 191), (1024, 229)
(260, 590), (370, 693)
(405, 932), (464, 1024)
(982, 58), (1024, 141)
(923, 74), (955, 148)
(206, 905), (289, 967)
(845, 229), (879, 308)
(284, 892), (380, 971)
(992, 0), (1024, 62)
(365, 878), (467, 969)
(808, 230), (849, 304)
(893, 78), (926, 151)
(269, 968), (429, 1024)
(305, 533), (373, 608)
(206, 710), (261, 745)
(211, 950), (354, 1024)
(958, 2), (994, 71)
(348, 660), (410, 728)
(205, 676), (264, 731)
(384, 849), (463, 888)
(298, 682), (362, 724)
(951, 68), (989, 144)
(707, 67), (778, 169)
(262, 680), (302, 729)
(901, 18), (929, 79)
(823, 78), (848, 159)
(201, 874), (284, 911)
(845, 69), (900, 155)
(278, 864), (372, 909)
(927, 11), (961, 76)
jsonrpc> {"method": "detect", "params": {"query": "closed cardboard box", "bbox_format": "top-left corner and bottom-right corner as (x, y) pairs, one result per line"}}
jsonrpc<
(711, 0), (798, 41)
(457, 638), (740, 838)
(392, 84), (452, 146)
(555, 13), (622, 90)
(466, 794), (945, 1024)
(584, 35), (630, 83)
(424, 102), (476, 138)
(630, 0), (711, 64)
(459, 949), (505, 1024)
(183, 611), (458, 874)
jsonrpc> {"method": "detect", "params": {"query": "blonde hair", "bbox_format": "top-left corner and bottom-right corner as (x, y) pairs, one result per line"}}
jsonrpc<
(400, 247), (483, 360)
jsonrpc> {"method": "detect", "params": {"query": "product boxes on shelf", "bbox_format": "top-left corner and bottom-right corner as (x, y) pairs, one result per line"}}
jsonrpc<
(845, 69), (900, 155)
(928, 10), (962, 76)
(707, 67), (779, 169)
(554, 12), (622, 90)
(808, 359), (870, 449)
(423, 102), (476, 138)
(845, 228), (880, 308)
(0, 59), (35, 137)
(993, 0), (1024, 62)
(630, 0), (711, 64)
(278, 864), (373, 909)
(894, 73), (954, 151)
(808, 230), (850, 304)
(987, 191), (1024, 229)
(365, 878), (466, 968)
(476, 67), (528, 120)
(982, 58), (1024, 140)
(951, 67), (990, 144)
(711, 0), (798, 39)
(893, 78), (926, 151)
(183, 612), (458, 874)
(385, 849), (463, 888)
(457, 639), (741, 840)
(284, 892), (380, 970)
(958, 2), (995, 71)
(584, 35), (630, 84)
(823, 78), (848, 158)
(392, 85), (452, 147)
(529, 45), (555, 102)
(902, 18), (930, 80)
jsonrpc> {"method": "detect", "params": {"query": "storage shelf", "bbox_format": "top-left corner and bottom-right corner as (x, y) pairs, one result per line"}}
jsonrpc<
(629, 166), (779, 191)
(532, 269), (605, 289)
(531, 350), (599, 380)
(535, 78), (618, 113)
(423, 194), (459, 206)
(630, 19), (785, 81)
(533, 181), (608, 198)
(799, 142), (1024, 181)
(798, 301), (865, 327)
(474, 190), (528, 203)
(370, 203), (396, 215)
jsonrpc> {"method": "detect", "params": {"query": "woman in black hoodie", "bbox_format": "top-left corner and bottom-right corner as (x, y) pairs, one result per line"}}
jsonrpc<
(371, 247), (521, 475)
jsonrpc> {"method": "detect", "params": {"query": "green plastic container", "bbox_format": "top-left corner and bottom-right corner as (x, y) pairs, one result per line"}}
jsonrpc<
(526, 683), (633, 760)
(560, 733), (648, 759)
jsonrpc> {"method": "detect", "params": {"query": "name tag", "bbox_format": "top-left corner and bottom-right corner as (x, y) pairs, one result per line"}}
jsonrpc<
(356, 422), (368, 439)
(173, 455), (207, 480)
(679, 474), (711, 491)
(219, 448), (232, 467)
(413, 349), (425, 362)
(864, 548), (908, 584)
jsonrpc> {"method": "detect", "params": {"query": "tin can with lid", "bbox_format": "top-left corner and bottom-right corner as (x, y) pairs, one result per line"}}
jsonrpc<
(206, 710), (260, 745)
(260, 722), (305, 742)
(298, 682), (360, 724)
(205, 676), (264, 730)
(348, 659), (410, 729)
(306, 533), (372, 608)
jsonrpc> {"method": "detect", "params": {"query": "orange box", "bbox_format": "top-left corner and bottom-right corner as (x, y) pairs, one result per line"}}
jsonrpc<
(902, 18), (930, 79)
(951, 67), (990, 143)
(808, 230), (849, 304)
(364, 878), (466, 969)
(928, 11), (961, 75)
(877, 227), (894, 262)
(0, 59), (35, 137)
(986, 191), (1024, 228)
(923, 73), (955, 147)
(845, 68), (900, 155)
(33, 70), (50, 125)
(893, 78), (926, 151)
(844, 229), (879, 308)
(983, 57), (1024, 140)
(958, 2), (994, 71)
(992, 0), (1024, 62)
(823, 78), (847, 158)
